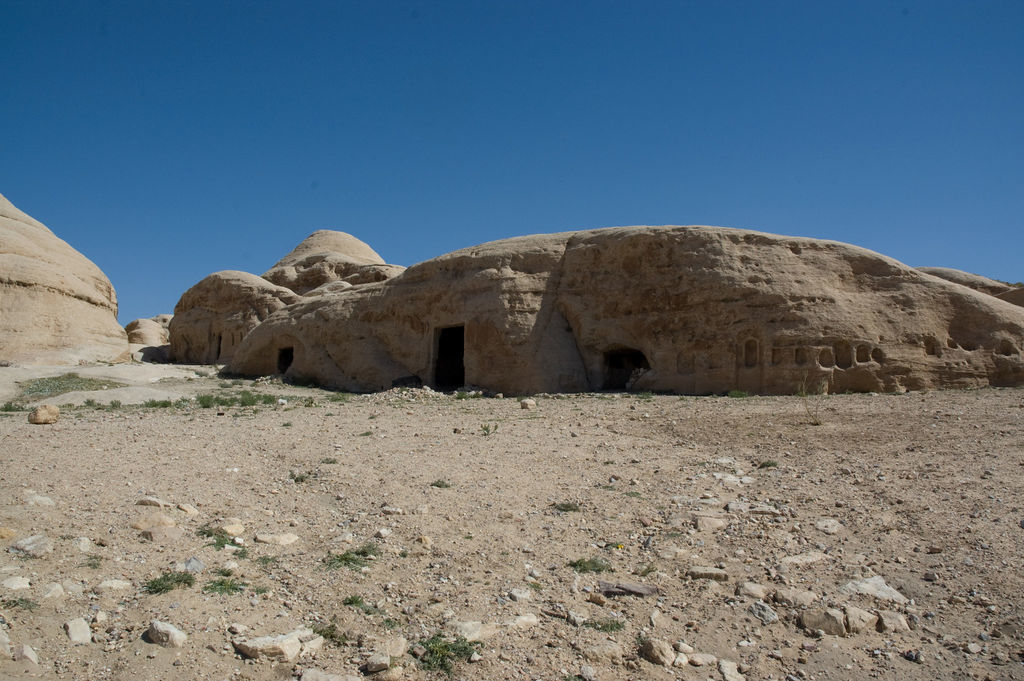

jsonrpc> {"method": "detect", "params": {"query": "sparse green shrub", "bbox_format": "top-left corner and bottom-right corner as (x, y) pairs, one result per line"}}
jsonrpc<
(321, 457), (339, 464)
(430, 479), (452, 488)
(415, 633), (481, 675)
(1, 401), (21, 412)
(726, 390), (749, 398)
(568, 557), (611, 573)
(323, 543), (378, 570)
(203, 577), (247, 594)
(312, 619), (348, 646)
(197, 524), (233, 550)
(143, 399), (174, 408)
(553, 502), (580, 512)
(480, 423), (498, 436)
(17, 373), (126, 400)
(196, 394), (216, 408)
(585, 618), (625, 632)
(1, 597), (38, 611)
(145, 571), (195, 594)
(757, 460), (778, 469)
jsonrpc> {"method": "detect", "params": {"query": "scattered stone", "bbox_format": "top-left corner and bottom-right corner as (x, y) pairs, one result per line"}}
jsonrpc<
(841, 576), (908, 604)
(177, 503), (200, 516)
(687, 566), (728, 581)
(639, 638), (675, 666)
(131, 511), (176, 531)
(780, 551), (827, 568)
(233, 628), (316, 662)
(814, 518), (842, 535)
(584, 641), (624, 663)
(9, 534), (53, 557)
(520, 398), (536, 410)
(579, 665), (597, 681)
(0, 526), (15, 540)
(381, 506), (404, 515)
(254, 532), (299, 546)
(773, 587), (818, 608)
(136, 496), (172, 508)
(378, 636), (408, 657)
(64, 618), (91, 644)
(364, 652), (390, 673)
(720, 659), (745, 681)
(844, 605), (879, 634)
(42, 582), (64, 598)
(28, 405), (59, 424)
(95, 579), (132, 594)
(693, 514), (729, 532)
(748, 600), (779, 625)
(183, 557), (206, 573)
(597, 580), (659, 597)
(219, 518), (245, 535)
(736, 582), (772, 600)
(509, 587), (532, 602)
(800, 608), (846, 636)
(147, 620), (188, 648)
(2, 576), (30, 590)
(450, 620), (497, 641)
(876, 610), (910, 633)
(375, 528), (392, 539)
(24, 491), (55, 506)
(674, 641), (695, 654)
(688, 652), (717, 666)
(301, 671), (349, 681)
(142, 526), (185, 542)
(13, 643), (38, 664)
(673, 653), (689, 667)
(72, 537), (94, 552)
(0, 630), (10, 657)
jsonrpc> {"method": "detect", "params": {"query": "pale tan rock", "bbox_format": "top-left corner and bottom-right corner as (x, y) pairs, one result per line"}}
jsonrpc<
(125, 317), (170, 346)
(233, 628), (315, 662)
(169, 271), (300, 363)
(147, 620), (187, 648)
(13, 643), (38, 664)
(844, 605), (879, 634)
(800, 608), (846, 635)
(254, 532), (299, 546)
(917, 267), (1012, 296)
(583, 641), (624, 663)
(28, 405), (59, 424)
(686, 565), (728, 581)
(229, 225), (1024, 395)
(639, 638), (675, 666)
(130, 512), (176, 531)
(0, 193), (129, 365)
(262, 230), (404, 295)
(773, 587), (818, 608)
(876, 610), (910, 633)
(735, 582), (773, 600)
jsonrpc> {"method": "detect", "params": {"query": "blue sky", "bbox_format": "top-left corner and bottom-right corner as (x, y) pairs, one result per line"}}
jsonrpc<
(2, 1), (1022, 324)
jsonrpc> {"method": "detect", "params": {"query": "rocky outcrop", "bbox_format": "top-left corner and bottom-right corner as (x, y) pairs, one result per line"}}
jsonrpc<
(0, 193), (129, 365)
(917, 267), (1012, 296)
(126, 315), (172, 363)
(996, 287), (1024, 308)
(262, 230), (405, 295)
(169, 271), (299, 364)
(227, 225), (1024, 395)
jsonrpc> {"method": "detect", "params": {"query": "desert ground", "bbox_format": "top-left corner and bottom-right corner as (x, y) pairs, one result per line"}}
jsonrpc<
(1, 364), (1023, 681)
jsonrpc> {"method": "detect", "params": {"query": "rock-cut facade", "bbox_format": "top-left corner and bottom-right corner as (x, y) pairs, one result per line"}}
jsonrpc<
(215, 225), (1024, 395)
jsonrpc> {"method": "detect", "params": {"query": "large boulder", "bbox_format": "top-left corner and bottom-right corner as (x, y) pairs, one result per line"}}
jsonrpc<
(169, 271), (299, 364)
(125, 315), (172, 363)
(917, 267), (1012, 296)
(0, 193), (129, 365)
(996, 287), (1024, 308)
(262, 230), (405, 295)
(228, 225), (1024, 395)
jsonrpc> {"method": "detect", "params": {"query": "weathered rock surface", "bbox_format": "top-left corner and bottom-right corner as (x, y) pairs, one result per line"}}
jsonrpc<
(262, 230), (405, 295)
(146, 620), (187, 648)
(996, 287), (1024, 308)
(917, 267), (1012, 296)
(126, 316), (172, 363)
(0, 193), (129, 364)
(229, 226), (1024, 395)
(169, 271), (299, 363)
(28, 404), (59, 424)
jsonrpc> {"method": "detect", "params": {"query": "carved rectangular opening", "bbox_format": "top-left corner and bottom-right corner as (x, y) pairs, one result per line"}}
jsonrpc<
(434, 326), (465, 391)
(603, 348), (650, 390)
(277, 347), (294, 374)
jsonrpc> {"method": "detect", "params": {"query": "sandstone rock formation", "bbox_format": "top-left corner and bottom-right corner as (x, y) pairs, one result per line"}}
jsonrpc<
(917, 267), (1012, 296)
(996, 287), (1024, 308)
(262, 230), (405, 295)
(169, 271), (299, 364)
(227, 226), (1024, 395)
(125, 315), (172, 363)
(0, 193), (129, 364)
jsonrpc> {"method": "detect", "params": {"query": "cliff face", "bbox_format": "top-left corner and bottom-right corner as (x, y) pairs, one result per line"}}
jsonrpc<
(0, 193), (129, 365)
(226, 225), (1024, 395)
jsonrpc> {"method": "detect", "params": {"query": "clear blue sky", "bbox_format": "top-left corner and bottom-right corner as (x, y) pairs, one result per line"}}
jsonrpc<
(2, 1), (1022, 324)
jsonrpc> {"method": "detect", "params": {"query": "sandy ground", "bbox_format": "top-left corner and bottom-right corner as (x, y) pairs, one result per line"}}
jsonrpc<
(1, 364), (1023, 681)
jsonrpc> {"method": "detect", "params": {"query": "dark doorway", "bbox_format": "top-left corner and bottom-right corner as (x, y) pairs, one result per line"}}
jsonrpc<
(603, 348), (650, 390)
(277, 347), (294, 374)
(434, 326), (465, 390)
